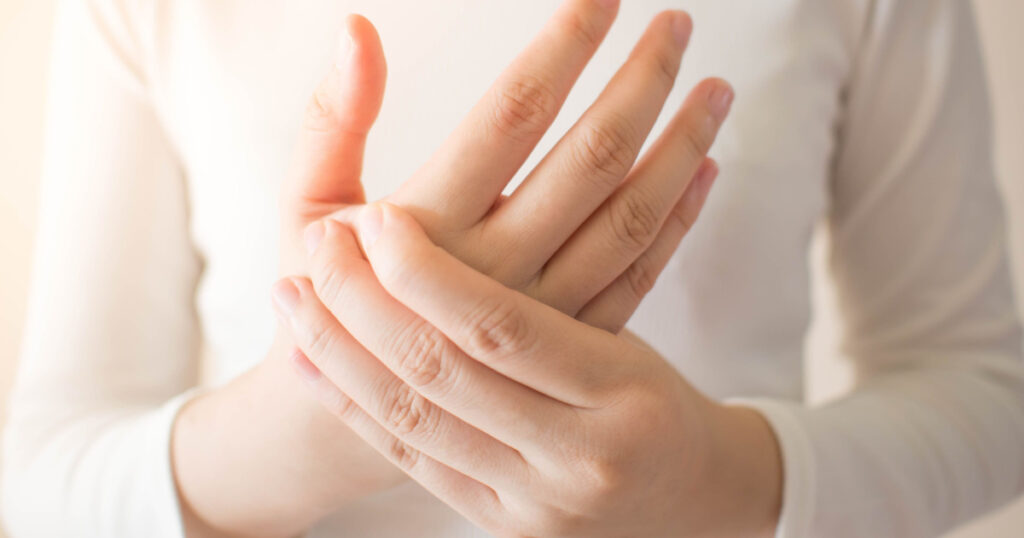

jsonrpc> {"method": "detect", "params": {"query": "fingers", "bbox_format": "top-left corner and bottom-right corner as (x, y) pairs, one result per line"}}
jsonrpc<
(576, 159), (718, 333)
(282, 14), (387, 230)
(286, 350), (506, 531)
(390, 0), (619, 230)
(272, 277), (531, 490)
(531, 78), (732, 314)
(481, 11), (693, 279)
(356, 203), (630, 407)
(302, 218), (577, 449)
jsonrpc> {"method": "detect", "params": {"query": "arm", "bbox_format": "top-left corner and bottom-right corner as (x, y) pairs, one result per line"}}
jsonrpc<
(736, 1), (1024, 535)
(1, 0), (200, 535)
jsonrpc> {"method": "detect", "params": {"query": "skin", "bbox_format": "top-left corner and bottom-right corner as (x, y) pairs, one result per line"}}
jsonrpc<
(171, 0), (777, 535)
(274, 203), (782, 537)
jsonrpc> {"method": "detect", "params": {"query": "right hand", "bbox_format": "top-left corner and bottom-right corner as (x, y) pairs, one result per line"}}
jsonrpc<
(175, 1), (731, 535)
(283, 3), (731, 334)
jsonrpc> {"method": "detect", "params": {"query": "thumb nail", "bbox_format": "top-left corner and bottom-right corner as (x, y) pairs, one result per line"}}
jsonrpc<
(335, 18), (355, 69)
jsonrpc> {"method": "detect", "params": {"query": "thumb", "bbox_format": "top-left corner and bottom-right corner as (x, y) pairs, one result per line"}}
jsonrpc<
(284, 14), (387, 226)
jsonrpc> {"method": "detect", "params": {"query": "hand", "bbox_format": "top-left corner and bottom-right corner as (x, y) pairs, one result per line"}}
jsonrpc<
(284, 3), (732, 333)
(175, 0), (731, 534)
(274, 204), (783, 537)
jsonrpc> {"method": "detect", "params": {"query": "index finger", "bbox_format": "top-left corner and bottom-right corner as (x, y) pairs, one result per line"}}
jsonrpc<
(358, 203), (634, 407)
(391, 0), (620, 230)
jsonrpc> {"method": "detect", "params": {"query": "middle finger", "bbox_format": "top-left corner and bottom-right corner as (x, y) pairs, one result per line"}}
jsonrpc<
(391, 0), (620, 231)
(477, 10), (693, 281)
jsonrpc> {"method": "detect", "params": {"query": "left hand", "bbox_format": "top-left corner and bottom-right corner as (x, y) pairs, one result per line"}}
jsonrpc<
(272, 203), (782, 537)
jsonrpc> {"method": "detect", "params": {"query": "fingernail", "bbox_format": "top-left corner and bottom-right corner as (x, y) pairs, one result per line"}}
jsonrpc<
(335, 18), (355, 69)
(288, 349), (322, 383)
(271, 279), (300, 317)
(596, 0), (619, 12)
(358, 204), (383, 249)
(671, 12), (692, 48)
(304, 221), (325, 255)
(695, 159), (719, 194)
(709, 83), (734, 122)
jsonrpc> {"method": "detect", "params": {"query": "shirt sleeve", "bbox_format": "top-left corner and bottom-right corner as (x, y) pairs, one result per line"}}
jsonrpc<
(732, 1), (1024, 536)
(1, 0), (200, 536)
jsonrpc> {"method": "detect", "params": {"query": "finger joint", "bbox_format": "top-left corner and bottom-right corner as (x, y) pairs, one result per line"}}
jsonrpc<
(388, 321), (458, 393)
(572, 115), (639, 185)
(384, 435), (424, 472)
(490, 76), (559, 143)
(623, 251), (658, 301)
(608, 188), (662, 251)
(381, 383), (439, 440)
(462, 298), (535, 360)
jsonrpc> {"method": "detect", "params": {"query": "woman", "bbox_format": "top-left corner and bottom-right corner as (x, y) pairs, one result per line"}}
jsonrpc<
(4, 0), (1023, 536)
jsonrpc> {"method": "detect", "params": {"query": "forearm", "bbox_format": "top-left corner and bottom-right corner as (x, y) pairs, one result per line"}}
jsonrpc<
(737, 355), (1024, 537)
(171, 336), (403, 537)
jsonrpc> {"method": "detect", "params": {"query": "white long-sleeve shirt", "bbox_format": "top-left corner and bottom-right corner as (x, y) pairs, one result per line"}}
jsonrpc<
(4, 0), (1023, 536)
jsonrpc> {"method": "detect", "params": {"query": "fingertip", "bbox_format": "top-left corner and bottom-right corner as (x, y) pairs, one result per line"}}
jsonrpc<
(271, 277), (301, 317)
(345, 13), (374, 39)
(699, 157), (719, 184)
(304, 220), (326, 255)
(595, 0), (620, 14)
(667, 10), (692, 48)
(345, 13), (387, 77)
(323, 216), (362, 252)
(685, 157), (718, 207)
(357, 203), (384, 248)
(377, 202), (433, 246)
(288, 348), (323, 384)
(704, 78), (734, 122)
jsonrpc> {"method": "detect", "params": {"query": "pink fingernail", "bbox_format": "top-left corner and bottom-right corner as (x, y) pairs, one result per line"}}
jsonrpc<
(358, 204), (383, 248)
(695, 159), (719, 193)
(271, 279), (300, 317)
(671, 12), (692, 48)
(304, 221), (325, 255)
(335, 17), (355, 69)
(709, 83), (734, 122)
(289, 349), (322, 383)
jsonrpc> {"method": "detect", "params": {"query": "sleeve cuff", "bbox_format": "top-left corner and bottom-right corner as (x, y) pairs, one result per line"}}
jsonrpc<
(725, 397), (816, 538)
(143, 389), (204, 538)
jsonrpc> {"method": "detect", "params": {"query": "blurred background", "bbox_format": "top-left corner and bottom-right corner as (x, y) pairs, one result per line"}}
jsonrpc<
(0, 1), (1021, 536)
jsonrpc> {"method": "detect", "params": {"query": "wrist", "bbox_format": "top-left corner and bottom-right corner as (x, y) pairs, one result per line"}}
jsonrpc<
(691, 398), (783, 537)
(172, 336), (404, 536)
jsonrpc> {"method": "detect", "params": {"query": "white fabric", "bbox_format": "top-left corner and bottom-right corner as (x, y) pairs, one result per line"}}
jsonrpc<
(4, 1), (1023, 537)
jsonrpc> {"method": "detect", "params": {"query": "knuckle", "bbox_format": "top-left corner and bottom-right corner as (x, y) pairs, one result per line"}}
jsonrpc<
(574, 455), (627, 509)
(389, 323), (457, 391)
(381, 384), (438, 439)
(573, 115), (638, 183)
(623, 252), (658, 301)
(490, 76), (559, 142)
(608, 188), (662, 250)
(462, 298), (535, 359)
(304, 83), (340, 134)
(384, 435), (423, 472)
